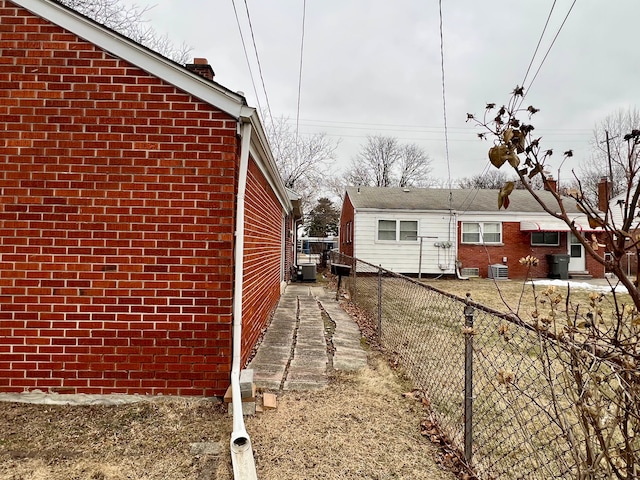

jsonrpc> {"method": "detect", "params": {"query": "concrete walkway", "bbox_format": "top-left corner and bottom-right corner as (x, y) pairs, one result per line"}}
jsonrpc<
(248, 284), (367, 391)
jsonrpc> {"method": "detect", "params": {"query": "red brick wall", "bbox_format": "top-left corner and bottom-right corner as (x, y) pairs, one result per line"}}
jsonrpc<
(457, 222), (605, 279)
(241, 158), (283, 365)
(0, 2), (240, 395)
(339, 193), (355, 257)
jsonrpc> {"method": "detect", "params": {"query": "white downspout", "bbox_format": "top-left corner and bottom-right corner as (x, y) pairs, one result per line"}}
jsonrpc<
(230, 121), (258, 479)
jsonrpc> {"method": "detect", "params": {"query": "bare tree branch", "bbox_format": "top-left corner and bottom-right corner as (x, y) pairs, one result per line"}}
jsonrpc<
(344, 135), (433, 188)
(264, 115), (339, 210)
(56, 0), (192, 64)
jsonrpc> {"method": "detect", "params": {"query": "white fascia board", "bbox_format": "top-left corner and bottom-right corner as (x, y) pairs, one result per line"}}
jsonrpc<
(241, 110), (292, 214)
(13, 0), (246, 119)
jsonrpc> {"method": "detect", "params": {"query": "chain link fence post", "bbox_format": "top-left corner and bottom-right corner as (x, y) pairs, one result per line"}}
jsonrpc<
(464, 293), (475, 465)
(377, 265), (382, 339)
(352, 257), (357, 302)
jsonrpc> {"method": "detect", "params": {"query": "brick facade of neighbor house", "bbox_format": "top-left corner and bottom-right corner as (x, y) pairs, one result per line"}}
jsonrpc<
(339, 192), (355, 258)
(457, 222), (604, 279)
(0, 1), (290, 396)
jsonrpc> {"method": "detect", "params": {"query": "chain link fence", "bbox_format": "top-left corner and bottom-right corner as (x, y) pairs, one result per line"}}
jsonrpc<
(330, 251), (638, 479)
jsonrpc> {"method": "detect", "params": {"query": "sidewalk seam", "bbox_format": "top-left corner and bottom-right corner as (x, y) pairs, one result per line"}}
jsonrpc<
(279, 295), (300, 391)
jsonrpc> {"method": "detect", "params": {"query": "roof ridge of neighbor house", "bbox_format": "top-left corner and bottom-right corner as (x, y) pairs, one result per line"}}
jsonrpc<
(345, 186), (583, 214)
(10, 0), (293, 214)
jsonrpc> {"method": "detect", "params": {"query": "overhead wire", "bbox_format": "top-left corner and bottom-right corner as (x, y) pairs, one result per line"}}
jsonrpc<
(520, 0), (557, 89)
(456, 1), (571, 218)
(242, 0), (274, 127)
(295, 0), (307, 159)
(230, 0), (263, 114)
(438, 0), (457, 250)
(437, 0), (452, 190)
(521, 0), (578, 102)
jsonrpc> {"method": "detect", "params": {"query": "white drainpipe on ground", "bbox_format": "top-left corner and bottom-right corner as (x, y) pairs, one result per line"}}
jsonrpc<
(230, 121), (258, 479)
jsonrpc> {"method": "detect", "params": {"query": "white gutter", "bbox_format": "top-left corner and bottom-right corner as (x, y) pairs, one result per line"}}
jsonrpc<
(230, 122), (257, 479)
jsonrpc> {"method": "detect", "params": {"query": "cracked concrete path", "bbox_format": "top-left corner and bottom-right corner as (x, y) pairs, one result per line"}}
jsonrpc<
(248, 283), (367, 391)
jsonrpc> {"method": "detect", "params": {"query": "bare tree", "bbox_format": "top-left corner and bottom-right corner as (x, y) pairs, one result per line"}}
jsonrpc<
(264, 115), (339, 210)
(578, 107), (640, 202)
(344, 135), (432, 188)
(398, 143), (432, 187)
(457, 169), (510, 189)
(358, 135), (400, 187)
(57, 0), (191, 63)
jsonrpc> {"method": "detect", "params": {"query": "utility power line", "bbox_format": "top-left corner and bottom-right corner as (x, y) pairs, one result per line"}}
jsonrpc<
(522, 0), (578, 100)
(520, 0), (557, 89)
(242, 0), (274, 127)
(294, 0), (307, 156)
(438, 0), (452, 189)
(230, 0), (263, 114)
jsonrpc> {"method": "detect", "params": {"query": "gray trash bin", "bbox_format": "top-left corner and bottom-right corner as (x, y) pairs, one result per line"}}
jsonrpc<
(547, 254), (570, 280)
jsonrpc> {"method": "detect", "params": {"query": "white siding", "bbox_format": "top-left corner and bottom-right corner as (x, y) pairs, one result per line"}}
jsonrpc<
(354, 210), (457, 274)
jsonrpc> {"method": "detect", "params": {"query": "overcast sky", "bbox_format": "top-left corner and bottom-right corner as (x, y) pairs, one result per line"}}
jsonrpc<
(120, 0), (639, 184)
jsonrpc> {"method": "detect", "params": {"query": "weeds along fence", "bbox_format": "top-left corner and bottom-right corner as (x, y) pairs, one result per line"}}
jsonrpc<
(330, 252), (636, 480)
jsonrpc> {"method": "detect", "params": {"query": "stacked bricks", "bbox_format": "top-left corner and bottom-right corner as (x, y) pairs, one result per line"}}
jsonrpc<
(0, 1), (286, 395)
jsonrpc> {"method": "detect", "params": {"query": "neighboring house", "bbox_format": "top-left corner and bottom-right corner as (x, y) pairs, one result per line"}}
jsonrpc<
(0, 0), (301, 396)
(339, 186), (604, 279)
(600, 177), (638, 277)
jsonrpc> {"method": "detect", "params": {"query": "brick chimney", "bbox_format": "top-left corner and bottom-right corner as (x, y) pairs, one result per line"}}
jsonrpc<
(597, 177), (611, 212)
(544, 178), (557, 192)
(186, 58), (215, 81)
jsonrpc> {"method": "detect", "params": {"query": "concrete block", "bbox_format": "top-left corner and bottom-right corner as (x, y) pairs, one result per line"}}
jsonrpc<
(240, 369), (254, 398)
(190, 442), (222, 456)
(223, 384), (256, 403)
(228, 401), (256, 416)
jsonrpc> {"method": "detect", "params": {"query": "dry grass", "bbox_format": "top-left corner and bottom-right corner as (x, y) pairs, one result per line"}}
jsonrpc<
(421, 277), (634, 321)
(244, 355), (454, 480)
(0, 398), (230, 480)
(0, 355), (454, 480)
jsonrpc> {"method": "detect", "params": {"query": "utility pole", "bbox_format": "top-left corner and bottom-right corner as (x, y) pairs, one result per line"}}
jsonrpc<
(605, 130), (614, 186)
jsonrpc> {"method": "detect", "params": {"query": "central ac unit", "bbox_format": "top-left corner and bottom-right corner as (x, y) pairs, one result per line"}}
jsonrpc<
(488, 264), (508, 280)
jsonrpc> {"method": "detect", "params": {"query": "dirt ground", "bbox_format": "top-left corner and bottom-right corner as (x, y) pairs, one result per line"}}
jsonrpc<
(0, 354), (454, 480)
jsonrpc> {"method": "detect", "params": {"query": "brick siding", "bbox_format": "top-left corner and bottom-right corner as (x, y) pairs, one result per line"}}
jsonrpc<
(339, 193), (355, 257)
(241, 158), (284, 365)
(457, 222), (605, 279)
(0, 2), (288, 396)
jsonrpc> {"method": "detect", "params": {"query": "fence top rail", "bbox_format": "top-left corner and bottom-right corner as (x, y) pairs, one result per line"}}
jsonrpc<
(331, 252), (634, 366)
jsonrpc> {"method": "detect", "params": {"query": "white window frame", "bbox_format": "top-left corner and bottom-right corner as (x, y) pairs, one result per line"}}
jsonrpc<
(376, 219), (419, 242)
(461, 222), (502, 245)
